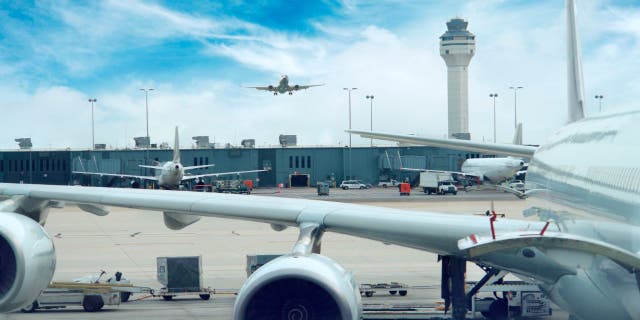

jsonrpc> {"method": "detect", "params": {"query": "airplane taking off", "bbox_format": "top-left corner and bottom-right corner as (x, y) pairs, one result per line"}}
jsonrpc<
(1, 2), (639, 319)
(246, 75), (324, 95)
(73, 127), (268, 190)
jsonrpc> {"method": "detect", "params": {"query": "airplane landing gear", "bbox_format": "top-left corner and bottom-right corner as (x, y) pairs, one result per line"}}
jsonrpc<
(288, 91), (293, 95)
(273, 92), (278, 96)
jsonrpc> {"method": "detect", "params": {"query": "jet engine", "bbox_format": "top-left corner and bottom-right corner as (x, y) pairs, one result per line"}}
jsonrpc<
(233, 254), (361, 320)
(268, 85), (274, 90)
(294, 85), (300, 90)
(0, 212), (56, 312)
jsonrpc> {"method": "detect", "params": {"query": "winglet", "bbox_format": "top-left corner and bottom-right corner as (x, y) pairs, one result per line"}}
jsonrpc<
(173, 126), (180, 163)
(567, 0), (585, 123)
(512, 123), (523, 145)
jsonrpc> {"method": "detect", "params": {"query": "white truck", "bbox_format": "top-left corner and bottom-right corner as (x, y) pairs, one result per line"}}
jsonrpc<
(419, 171), (457, 195)
(377, 179), (398, 188)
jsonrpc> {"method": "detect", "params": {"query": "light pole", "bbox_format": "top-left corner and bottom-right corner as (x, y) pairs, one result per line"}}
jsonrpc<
(594, 95), (604, 112)
(140, 88), (154, 147)
(343, 87), (357, 179)
(489, 93), (498, 143)
(366, 95), (374, 147)
(88, 98), (97, 150)
(508, 86), (523, 129)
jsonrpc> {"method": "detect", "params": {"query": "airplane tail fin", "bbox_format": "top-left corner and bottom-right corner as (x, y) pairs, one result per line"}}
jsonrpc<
(567, 0), (585, 123)
(173, 126), (180, 163)
(512, 123), (523, 145)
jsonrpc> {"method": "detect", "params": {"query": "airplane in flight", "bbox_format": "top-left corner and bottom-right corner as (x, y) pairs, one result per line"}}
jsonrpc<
(0, 1), (638, 319)
(246, 75), (324, 95)
(73, 127), (268, 190)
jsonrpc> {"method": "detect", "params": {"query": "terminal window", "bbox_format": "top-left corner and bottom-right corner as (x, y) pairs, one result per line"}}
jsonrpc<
(289, 156), (293, 168)
(0, 160), (3, 172)
(307, 156), (311, 168)
(301, 156), (305, 168)
(295, 156), (299, 168)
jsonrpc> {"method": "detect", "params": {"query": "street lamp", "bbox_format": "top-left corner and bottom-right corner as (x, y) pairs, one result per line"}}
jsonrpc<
(489, 93), (498, 143)
(343, 87), (357, 179)
(508, 86), (523, 129)
(139, 88), (154, 147)
(594, 95), (604, 112)
(366, 95), (374, 146)
(88, 98), (97, 150)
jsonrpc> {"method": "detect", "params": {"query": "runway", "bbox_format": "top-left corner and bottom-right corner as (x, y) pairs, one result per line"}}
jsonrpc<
(3, 187), (568, 319)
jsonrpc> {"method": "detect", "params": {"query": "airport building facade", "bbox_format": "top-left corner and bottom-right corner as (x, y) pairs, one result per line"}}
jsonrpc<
(0, 146), (484, 188)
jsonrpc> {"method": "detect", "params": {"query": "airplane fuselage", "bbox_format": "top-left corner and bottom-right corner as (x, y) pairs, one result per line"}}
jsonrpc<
(276, 75), (289, 94)
(460, 157), (524, 183)
(505, 110), (640, 319)
(156, 161), (184, 189)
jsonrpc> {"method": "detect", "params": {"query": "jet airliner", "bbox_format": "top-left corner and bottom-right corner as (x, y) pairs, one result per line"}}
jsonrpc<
(73, 127), (268, 190)
(247, 75), (324, 95)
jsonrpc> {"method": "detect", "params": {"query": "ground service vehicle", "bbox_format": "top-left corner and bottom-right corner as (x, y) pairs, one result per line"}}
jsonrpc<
(377, 179), (398, 188)
(340, 180), (370, 190)
(419, 172), (457, 195)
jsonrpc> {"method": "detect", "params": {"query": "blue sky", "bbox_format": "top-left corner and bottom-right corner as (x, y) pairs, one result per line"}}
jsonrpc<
(1, 0), (639, 149)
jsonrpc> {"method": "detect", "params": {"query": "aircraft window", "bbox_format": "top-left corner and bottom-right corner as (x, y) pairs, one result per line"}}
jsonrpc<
(301, 156), (305, 168)
(307, 156), (311, 168)
(289, 156), (293, 169)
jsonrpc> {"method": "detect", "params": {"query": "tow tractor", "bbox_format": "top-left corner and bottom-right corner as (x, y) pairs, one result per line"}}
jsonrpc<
(360, 282), (409, 297)
(21, 271), (153, 313)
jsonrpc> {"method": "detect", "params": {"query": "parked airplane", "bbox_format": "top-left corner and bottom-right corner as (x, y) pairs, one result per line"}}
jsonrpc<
(73, 127), (268, 190)
(0, 2), (638, 319)
(246, 75), (324, 95)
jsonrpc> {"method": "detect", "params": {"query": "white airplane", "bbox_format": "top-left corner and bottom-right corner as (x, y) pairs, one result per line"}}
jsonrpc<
(73, 127), (268, 190)
(246, 75), (324, 95)
(0, 2), (638, 319)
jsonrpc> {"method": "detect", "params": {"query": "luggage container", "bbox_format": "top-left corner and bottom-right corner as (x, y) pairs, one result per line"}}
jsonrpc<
(246, 254), (282, 277)
(317, 182), (330, 196)
(157, 256), (212, 301)
(399, 183), (411, 196)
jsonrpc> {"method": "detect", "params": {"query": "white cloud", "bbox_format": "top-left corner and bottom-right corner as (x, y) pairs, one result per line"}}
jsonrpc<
(2, 1), (640, 150)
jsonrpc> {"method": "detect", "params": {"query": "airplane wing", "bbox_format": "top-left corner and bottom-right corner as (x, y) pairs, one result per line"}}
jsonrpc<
(246, 86), (276, 92)
(349, 130), (537, 159)
(183, 164), (216, 171)
(182, 169), (268, 181)
(291, 84), (324, 91)
(72, 171), (158, 181)
(0, 183), (539, 255)
(138, 165), (164, 170)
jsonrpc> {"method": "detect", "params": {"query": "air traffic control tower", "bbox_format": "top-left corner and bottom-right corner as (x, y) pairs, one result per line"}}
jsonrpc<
(440, 18), (475, 140)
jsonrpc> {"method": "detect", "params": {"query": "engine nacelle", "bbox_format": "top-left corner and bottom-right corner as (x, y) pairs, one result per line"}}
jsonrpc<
(0, 212), (56, 312)
(268, 85), (274, 90)
(234, 254), (361, 320)
(294, 85), (300, 90)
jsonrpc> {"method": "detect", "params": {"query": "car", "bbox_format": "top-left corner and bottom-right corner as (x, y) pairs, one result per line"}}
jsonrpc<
(377, 179), (399, 188)
(340, 180), (371, 190)
(508, 180), (525, 192)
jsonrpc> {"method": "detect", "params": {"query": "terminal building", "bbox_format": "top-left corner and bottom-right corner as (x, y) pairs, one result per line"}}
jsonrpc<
(0, 145), (484, 188)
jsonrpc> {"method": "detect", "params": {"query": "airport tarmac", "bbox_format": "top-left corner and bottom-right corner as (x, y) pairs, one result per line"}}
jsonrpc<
(3, 187), (568, 319)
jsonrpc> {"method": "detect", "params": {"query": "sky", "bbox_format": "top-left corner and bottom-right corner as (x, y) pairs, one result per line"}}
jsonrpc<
(1, 0), (639, 150)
